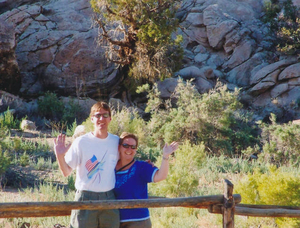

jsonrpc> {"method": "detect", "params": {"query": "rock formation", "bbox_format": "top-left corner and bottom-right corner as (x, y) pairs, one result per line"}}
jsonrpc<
(0, 0), (121, 99)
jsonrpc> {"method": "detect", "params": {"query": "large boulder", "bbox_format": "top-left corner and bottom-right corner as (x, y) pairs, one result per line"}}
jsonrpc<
(0, 0), (121, 98)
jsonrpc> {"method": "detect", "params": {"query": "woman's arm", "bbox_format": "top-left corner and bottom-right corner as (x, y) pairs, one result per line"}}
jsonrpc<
(153, 141), (179, 183)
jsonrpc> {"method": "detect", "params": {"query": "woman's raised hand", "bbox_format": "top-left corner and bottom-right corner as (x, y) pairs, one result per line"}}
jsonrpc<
(162, 141), (179, 158)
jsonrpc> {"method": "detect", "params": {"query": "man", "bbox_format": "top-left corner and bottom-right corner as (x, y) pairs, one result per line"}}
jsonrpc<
(54, 101), (119, 228)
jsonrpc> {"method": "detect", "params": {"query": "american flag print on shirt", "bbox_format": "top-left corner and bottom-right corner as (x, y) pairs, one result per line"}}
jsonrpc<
(85, 155), (99, 173)
(85, 151), (107, 181)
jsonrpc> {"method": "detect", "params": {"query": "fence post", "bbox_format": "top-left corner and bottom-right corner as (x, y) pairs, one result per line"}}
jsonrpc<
(222, 179), (235, 228)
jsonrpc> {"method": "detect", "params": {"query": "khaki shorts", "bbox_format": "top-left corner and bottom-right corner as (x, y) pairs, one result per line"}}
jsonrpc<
(120, 218), (152, 228)
(70, 190), (120, 228)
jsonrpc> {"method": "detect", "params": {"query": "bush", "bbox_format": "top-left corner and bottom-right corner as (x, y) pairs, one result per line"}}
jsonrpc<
(0, 107), (20, 130)
(0, 136), (51, 174)
(136, 146), (161, 163)
(262, 0), (300, 54)
(67, 174), (76, 191)
(235, 165), (300, 227)
(150, 140), (206, 197)
(66, 119), (78, 137)
(109, 107), (148, 146)
(38, 92), (64, 121)
(201, 155), (268, 176)
(38, 92), (83, 127)
(141, 79), (258, 156)
(19, 152), (30, 167)
(0, 130), (10, 178)
(259, 113), (300, 167)
(1, 137), (50, 155)
(0, 151), (11, 176)
(61, 99), (83, 125)
(33, 157), (52, 171)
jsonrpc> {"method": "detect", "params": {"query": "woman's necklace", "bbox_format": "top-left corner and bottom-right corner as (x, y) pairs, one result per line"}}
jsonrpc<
(116, 159), (135, 172)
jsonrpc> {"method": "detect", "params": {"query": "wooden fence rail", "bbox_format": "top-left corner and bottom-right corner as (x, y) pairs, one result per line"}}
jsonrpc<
(0, 194), (242, 218)
(1, 179), (299, 227)
(209, 204), (300, 218)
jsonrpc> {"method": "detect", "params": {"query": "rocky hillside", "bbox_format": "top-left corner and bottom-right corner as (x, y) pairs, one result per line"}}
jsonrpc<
(1, 0), (300, 122)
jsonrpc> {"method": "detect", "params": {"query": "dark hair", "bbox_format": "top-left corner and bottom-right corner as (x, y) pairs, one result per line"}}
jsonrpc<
(90, 101), (111, 117)
(119, 132), (139, 147)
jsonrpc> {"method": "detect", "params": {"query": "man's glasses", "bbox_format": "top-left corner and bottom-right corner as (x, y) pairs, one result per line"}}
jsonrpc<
(93, 113), (110, 119)
(121, 143), (137, 149)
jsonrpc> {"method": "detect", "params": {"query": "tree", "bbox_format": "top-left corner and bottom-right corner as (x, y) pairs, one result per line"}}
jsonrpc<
(90, 0), (183, 84)
(263, 0), (300, 54)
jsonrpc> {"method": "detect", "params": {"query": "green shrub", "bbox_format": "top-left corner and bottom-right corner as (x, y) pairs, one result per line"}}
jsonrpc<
(19, 152), (30, 167)
(81, 117), (92, 133)
(66, 119), (78, 137)
(109, 107), (148, 146)
(0, 107), (20, 129)
(67, 174), (76, 191)
(0, 151), (11, 176)
(38, 92), (82, 126)
(33, 157), (52, 171)
(62, 99), (83, 125)
(150, 140), (206, 197)
(262, 0), (300, 54)
(0, 150), (12, 188)
(2, 137), (50, 155)
(0, 137), (51, 171)
(141, 79), (258, 156)
(136, 146), (161, 163)
(234, 165), (300, 227)
(35, 138), (50, 153)
(51, 161), (59, 170)
(201, 155), (268, 176)
(38, 92), (64, 121)
(259, 113), (300, 167)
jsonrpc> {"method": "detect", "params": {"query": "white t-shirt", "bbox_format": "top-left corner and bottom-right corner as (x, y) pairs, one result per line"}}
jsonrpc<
(65, 132), (119, 192)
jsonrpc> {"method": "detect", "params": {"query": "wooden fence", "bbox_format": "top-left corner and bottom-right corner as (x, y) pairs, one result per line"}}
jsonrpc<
(0, 179), (299, 227)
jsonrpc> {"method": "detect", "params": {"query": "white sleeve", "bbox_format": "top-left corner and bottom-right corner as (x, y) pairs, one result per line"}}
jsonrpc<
(64, 139), (80, 170)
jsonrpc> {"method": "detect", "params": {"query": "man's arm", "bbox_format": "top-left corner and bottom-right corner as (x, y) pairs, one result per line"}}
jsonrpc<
(153, 141), (179, 183)
(53, 134), (72, 177)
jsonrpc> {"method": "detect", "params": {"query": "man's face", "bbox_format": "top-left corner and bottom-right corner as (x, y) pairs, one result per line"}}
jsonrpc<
(91, 108), (111, 132)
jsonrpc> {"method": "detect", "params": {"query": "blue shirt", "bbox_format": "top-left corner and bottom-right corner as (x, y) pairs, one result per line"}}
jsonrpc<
(114, 160), (158, 222)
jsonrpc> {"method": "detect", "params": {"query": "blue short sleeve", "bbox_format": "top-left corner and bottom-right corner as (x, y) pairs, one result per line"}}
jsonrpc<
(138, 161), (158, 183)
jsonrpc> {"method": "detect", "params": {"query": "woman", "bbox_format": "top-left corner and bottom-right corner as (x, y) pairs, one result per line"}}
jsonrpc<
(114, 132), (179, 228)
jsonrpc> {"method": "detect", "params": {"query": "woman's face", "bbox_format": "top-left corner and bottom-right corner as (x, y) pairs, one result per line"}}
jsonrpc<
(119, 137), (137, 161)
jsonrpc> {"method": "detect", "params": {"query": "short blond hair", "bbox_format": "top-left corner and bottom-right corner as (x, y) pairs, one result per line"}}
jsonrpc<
(90, 101), (111, 117)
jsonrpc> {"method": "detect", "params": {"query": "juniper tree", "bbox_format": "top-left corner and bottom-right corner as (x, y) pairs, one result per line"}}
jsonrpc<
(90, 0), (184, 85)
(263, 0), (300, 54)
